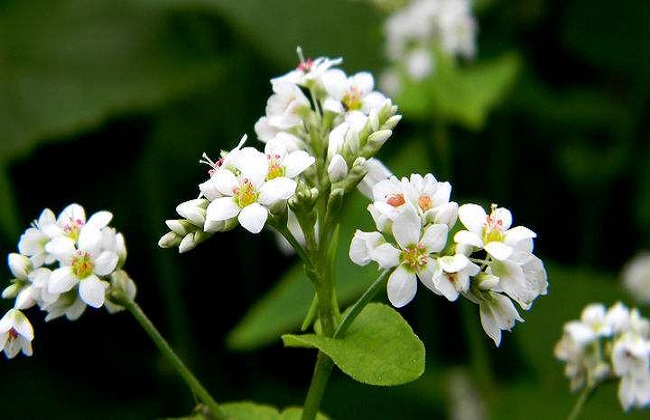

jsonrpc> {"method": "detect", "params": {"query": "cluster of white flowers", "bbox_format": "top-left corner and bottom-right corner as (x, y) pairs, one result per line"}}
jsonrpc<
(379, 0), (477, 94)
(1, 204), (136, 359)
(351, 178), (547, 346)
(160, 49), (401, 251)
(555, 302), (650, 411)
(621, 252), (650, 305)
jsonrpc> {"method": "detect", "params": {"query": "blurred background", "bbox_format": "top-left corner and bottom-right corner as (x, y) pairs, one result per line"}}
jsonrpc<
(0, 0), (649, 418)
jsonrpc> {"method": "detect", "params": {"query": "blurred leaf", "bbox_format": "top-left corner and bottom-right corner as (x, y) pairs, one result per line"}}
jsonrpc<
(226, 139), (430, 351)
(562, 0), (650, 83)
(0, 0), (223, 163)
(279, 407), (328, 420)
(398, 52), (521, 129)
(134, 0), (383, 71)
(283, 303), (425, 386)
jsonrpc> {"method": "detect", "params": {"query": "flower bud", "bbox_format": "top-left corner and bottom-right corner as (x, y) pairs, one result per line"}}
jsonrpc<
(327, 154), (349, 183)
(158, 231), (182, 249)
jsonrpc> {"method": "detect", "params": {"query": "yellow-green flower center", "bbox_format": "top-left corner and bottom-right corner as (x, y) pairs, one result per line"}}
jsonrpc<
(71, 250), (94, 278)
(63, 218), (85, 241)
(343, 87), (362, 111)
(482, 205), (505, 243)
(400, 244), (428, 272)
(234, 179), (259, 208)
(267, 155), (285, 180)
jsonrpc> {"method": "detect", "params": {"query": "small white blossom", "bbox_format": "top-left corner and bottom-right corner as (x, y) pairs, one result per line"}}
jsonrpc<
(0, 309), (34, 358)
(622, 252), (650, 304)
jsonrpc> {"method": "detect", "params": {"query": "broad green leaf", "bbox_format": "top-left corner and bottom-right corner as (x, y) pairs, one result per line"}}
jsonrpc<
(282, 303), (425, 386)
(135, 0), (383, 71)
(226, 140), (430, 351)
(161, 403), (328, 420)
(398, 52), (521, 130)
(0, 0), (223, 163)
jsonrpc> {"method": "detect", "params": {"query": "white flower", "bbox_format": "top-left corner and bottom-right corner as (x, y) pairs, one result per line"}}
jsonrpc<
(349, 230), (386, 266)
(487, 250), (548, 310)
(47, 223), (119, 308)
(271, 52), (342, 88)
(612, 333), (650, 410)
(357, 158), (392, 199)
(621, 252), (650, 304)
(454, 203), (536, 261)
(0, 309), (34, 359)
(264, 137), (315, 180)
(476, 291), (523, 347)
(43, 292), (87, 322)
(264, 80), (311, 130)
(405, 48), (433, 80)
(370, 207), (448, 307)
(322, 69), (387, 115)
(431, 253), (480, 301)
(17, 208), (57, 266)
(205, 148), (297, 234)
(327, 154), (348, 183)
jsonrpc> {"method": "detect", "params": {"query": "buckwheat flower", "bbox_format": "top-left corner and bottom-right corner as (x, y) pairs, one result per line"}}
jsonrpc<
(327, 111), (369, 159)
(3, 254), (56, 310)
(205, 148), (298, 234)
(612, 333), (650, 410)
(357, 158), (392, 199)
(349, 230), (387, 266)
(264, 80), (311, 131)
(0, 309), (34, 359)
(322, 69), (387, 115)
(454, 203), (536, 261)
(621, 252), (650, 304)
(271, 50), (342, 89)
(432, 253), (480, 301)
(104, 270), (137, 314)
(47, 223), (119, 308)
(42, 203), (113, 244)
(264, 138), (315, 181)
(403, 173), (456, 226)
(43, 292), (87, 321)
(370, 207), (449, 307)
(473, 290), (523, 347)
(18, 208), (57, 266)
(405, 48), (434, 80)
(327, 154), (349, 183)
(487, 249), (548, 310)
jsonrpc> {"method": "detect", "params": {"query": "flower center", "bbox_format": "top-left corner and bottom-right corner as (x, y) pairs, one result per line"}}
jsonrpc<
(418, 195), (433, 212)
(483, 204), (504, 243)
(343, 86), (363, 111)
(400, 244), (428, 272)
(233, 179), (259, 208)
(298, 57), (313, 72)
(386, 193), (406, 207)
(71, 250), (95, 279)
(8, 328), (18, 341)
(266, 154), (285, 180)
(63, 218), (85, 241)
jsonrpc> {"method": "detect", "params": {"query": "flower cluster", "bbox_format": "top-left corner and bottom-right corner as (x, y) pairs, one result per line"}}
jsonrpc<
(1, 204), (136, 358)
(350, 176), (548, 346)
(160, 49), (401, 250)
(378, 0), (477, 94)
(554, 302), (650, 411)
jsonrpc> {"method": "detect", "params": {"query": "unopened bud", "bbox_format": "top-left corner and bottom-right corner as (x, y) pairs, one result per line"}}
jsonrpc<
(158, 231), (182, 249)
(327, 154), (349, 183)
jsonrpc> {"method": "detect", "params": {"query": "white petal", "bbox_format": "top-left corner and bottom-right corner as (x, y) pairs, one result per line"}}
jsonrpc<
(371, 243), (401, 269)
(284, 151), (315, 178)
(504, 226), (537, 246)
(493, 207), (512, 230)
(392, 207), (422, 249)
(387, 266), (417, 308)
(420, 223), (448, 253)
(238, 203), (268, 234)
(485, 242), (513, 261)
(206, 197), (240, 222)
(349, 230), (384, 266)
(8, 254), (31, 279)
(12, 310), (34, 340)
(439, 254), (469, 273)
(87, 211), (113, 229)
(48, 267), (78, 293)
(434, 274), (460, 302)
(94, 251), (119, 276)
(60, 204), (86, 225)
(258, 177), (297, 204)
(45, 236), (76, 261)
(78, 225), (102, 253)
(66, 298), (87, 321)
(212, 169), (239, 196)
(454, 230), (483, 248)
(79, 275), (107, 308)
(458, 203), (487, 234)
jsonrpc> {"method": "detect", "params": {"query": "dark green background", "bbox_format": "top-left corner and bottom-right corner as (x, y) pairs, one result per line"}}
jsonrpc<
(0, 0), (649, 418)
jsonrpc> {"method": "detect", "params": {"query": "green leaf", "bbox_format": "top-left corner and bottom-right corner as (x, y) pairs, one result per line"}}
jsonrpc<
(135, 0), (383, 71)
(282, 303), (425, 386)
(226, 140), (431, 351)
(160, 403), (328, 420)
(398, 52), (521, 130)
(0, 0), (223, 163)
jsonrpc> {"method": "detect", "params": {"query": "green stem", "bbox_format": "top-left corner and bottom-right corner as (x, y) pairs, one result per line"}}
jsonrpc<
(115, 293), (225, 419)
(335, 270), (390, 338)
(568, 384), (596, 420)
(301, 352), (335, 420)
